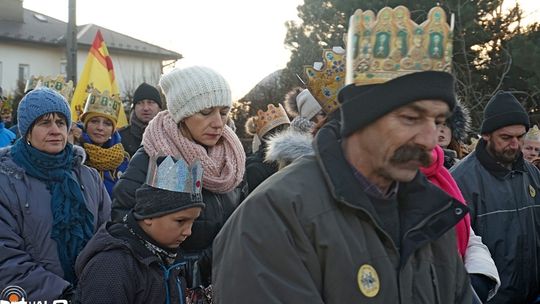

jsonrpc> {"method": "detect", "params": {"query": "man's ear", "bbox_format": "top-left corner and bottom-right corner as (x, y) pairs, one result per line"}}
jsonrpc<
(481, 134), (490, 141)
(142, 218), (153, 226)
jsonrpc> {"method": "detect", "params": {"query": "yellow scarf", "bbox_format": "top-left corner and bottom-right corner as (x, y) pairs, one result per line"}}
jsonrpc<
(83, 143), (126, 171)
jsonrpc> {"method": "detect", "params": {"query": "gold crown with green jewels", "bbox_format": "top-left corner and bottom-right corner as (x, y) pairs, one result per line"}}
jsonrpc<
(1, 94), (13, 115)
(80, 88), (122, 125)
(525, 125), (540, 141)
(346, 5), (453, 85)
(304, 46), (346, 115)
(25, 75), (74, 102)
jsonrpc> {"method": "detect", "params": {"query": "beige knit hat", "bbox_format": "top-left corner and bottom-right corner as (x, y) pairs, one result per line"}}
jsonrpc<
(159, 66), (232, 123)
(296, 89), (322, 120)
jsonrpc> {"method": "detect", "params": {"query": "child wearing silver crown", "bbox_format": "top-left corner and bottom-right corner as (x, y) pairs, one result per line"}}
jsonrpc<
(75, 156), (205, 304)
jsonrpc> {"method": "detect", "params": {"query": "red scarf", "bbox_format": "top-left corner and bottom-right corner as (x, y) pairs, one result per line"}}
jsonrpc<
(420, 145), (470, 258)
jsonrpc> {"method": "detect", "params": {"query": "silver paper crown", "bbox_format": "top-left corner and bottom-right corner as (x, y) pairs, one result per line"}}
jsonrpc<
(146, 155), (203, 202)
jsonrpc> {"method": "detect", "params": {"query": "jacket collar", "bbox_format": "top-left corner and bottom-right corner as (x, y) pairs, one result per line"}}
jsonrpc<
(475, 138), (525, 179)
(129, 111), (147, 140)
(107, 221), (164, 267)
(314, 121), (468, 263)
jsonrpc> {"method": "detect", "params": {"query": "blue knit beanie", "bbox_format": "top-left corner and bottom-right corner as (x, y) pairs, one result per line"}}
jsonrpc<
(18, 87), (72, 137)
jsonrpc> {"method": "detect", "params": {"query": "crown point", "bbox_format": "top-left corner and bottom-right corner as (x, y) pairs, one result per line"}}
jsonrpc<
(255, 103), (290, 137)
(304, 47), (346, 115)
(346, 6), (452, 86)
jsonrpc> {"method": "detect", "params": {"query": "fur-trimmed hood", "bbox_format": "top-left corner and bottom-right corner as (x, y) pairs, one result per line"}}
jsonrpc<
(265, 129), (314, 167)
(283, 87), (304, 118)
(283, 87), (321, 121)
(244, 116), (258, 136)
(447, 100), (471, 142)
(290, 116), (315, 134)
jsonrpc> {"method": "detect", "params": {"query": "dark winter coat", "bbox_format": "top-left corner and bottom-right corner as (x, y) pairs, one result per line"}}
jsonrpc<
(213, 123), (472, 303)
(245, 147), (278, 192)
(75, 218), (187, 304)
(112, 147), (248, 286)
(0, 146), (111, 301)
(119, 123), (144, 157)
(451, 139), (540, 304)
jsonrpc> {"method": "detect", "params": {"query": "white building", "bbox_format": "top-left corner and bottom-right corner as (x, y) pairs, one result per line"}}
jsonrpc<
(0, 0), (182, 96)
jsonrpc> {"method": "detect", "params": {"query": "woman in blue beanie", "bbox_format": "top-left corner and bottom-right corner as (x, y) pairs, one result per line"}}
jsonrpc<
(0, 87), (111, 302)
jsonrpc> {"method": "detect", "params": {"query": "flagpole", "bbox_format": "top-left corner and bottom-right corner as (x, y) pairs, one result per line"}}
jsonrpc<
(66, 0), (77, 85)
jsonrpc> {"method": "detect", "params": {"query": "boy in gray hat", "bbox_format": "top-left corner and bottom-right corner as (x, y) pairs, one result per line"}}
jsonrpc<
(76, 156), (204, 304)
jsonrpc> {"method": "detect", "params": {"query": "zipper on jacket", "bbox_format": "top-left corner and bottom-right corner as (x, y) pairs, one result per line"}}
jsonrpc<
(161, 261), (187, 304)
(400, 199), (458, 267)
(350, 203), (400, 255)
(430, 264), (442, 304)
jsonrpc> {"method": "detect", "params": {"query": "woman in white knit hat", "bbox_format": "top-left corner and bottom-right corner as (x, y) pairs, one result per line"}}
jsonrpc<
(112, 66), (247, 290)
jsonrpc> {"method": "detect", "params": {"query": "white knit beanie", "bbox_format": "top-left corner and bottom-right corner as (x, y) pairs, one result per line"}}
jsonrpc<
(296, 89), (322, 120)
(159, 66), (232, 123)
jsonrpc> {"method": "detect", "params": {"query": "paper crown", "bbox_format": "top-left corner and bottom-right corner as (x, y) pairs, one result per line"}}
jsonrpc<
(25, 75), (74, 102)
(146, 155), (203, 202)
(304, 46), (346, 115)
(525, 125), (540, 141)
(1, 95), (13, 115)
(255, 103), (290, 138)
(346, 5), (453, 85)
(79, 88), (122, 126)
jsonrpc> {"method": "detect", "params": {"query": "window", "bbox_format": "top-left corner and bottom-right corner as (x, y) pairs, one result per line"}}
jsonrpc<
(18, 64), (30, 83)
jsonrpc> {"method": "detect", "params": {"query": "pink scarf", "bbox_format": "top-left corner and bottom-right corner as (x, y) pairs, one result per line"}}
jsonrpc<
(142, 111), (245, 193)
(420, 145), (470, 258)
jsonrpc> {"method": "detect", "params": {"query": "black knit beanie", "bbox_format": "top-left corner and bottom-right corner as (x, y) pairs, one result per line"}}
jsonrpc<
(340, 71), (456, 137)
(133, 82), (162, 109)
(480, 91), (529, 134)
(133, 184), (205, 220)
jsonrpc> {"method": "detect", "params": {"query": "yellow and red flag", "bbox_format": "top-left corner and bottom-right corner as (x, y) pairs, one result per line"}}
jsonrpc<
(71, 30), (128, 127)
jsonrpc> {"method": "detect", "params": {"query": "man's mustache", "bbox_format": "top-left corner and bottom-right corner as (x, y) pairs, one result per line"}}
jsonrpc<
(390, 144), (432, 167)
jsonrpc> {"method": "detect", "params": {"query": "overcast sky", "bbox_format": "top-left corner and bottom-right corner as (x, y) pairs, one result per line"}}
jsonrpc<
(23, 0), (539, 100)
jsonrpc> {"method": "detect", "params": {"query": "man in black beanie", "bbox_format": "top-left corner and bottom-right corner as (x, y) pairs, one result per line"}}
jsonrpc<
(214, 5), (476, 302)
(214, 67), (472, 302)
(452, 91), (540, 303)
(119, 82), (163, 156)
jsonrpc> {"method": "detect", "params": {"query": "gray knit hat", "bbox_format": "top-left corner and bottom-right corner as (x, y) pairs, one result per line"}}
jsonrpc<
(159, 66), (232, 123)
(133, 156), (205, 220)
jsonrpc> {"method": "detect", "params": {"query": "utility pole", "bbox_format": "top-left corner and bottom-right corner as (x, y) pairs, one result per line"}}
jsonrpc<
(66, 0), (77, 84)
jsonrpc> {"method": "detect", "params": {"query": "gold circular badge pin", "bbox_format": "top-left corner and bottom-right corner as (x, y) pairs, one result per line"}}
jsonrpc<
(530, 185), (536, 198)
(357, 264), (380, 297)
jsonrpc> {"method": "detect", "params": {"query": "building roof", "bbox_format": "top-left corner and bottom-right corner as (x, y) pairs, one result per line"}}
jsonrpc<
(0, 9), (182, 60)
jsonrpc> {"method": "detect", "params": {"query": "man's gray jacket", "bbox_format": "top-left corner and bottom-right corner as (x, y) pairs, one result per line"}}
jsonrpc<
(451, 139), (540, 303)
(213, 122), (472, 303)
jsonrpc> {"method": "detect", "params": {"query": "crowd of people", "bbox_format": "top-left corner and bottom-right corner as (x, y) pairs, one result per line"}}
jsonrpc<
(1, 4), (540, 304)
